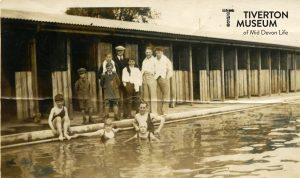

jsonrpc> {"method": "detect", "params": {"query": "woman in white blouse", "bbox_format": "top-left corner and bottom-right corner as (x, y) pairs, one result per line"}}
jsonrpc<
(122, 58), (142, 119)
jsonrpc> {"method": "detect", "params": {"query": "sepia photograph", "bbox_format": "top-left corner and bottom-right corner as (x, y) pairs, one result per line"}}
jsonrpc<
(1, 0), (300, 177)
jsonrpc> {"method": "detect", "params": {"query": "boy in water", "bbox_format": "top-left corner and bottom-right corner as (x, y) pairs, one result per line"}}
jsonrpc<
(133, 102), (165, 134)
(72, 118), (119, 142)
(48, 94), (71, 141)
(124, 124), (159, 142)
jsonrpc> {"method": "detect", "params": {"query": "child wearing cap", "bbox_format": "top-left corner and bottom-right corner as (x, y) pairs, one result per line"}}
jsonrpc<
(48, 94), (71, 141)
(75, 68), (93, 124)
(100, 62), (121, 120)
(72, 118), (119, 143)
(122, 58), (142, 118)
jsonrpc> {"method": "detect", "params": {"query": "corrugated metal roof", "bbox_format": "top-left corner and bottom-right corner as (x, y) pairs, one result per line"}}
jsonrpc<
(1, 9), (195, 36)
(1, 9), (299, 49)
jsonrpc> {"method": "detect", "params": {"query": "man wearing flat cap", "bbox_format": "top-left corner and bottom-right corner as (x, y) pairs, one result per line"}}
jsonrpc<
(75, 67), (93, 124)
(113, 45), (129, 118)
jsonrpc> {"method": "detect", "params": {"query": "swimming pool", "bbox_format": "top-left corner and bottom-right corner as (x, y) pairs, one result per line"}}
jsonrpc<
(2, 102), (300, 178)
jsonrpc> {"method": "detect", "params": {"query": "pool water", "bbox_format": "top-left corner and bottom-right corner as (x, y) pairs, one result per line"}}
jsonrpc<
(2, 102), (300, 178)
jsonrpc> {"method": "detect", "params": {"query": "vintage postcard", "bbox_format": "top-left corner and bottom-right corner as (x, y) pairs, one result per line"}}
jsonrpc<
(1, 0), (300, 177)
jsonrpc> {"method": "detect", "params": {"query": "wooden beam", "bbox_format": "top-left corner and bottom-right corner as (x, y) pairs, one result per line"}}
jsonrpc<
(278, 51), (281, 95)
(269, 52), (272, 95)
(205, 45), (210, 101)
(188, 44), (194, 104)
(30, 38), (39, 115)
(234, 48), (239, 100)
(258, 49), (262, 97)
(221, 47), (225, 101)
(66, 38), (73, 118)
(247, 49), (251, 98)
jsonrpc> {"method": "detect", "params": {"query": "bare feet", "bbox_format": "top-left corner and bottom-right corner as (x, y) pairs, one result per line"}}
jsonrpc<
(64, 134), (71, 140)
(58, 135), (64, 141)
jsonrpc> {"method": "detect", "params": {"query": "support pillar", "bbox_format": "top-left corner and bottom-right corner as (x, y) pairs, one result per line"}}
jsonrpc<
(247, 49), (251, 98)
(221, 47), (225, 101)
(188, 44), (194, 105)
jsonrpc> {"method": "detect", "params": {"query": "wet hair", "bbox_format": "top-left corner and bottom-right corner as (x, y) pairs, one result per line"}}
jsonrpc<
(54, 94), (64, 102)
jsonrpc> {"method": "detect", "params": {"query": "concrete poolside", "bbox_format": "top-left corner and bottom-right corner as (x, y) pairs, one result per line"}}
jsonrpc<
(1, 92), (300, 148)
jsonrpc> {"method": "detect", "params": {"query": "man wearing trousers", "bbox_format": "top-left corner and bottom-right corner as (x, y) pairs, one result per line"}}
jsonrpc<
(141, 47), (157, 114)
(154, 47), (173, 115)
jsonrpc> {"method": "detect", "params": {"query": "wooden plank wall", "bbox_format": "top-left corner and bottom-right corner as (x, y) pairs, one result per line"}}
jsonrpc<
(280, 70), (287, 92)
(250, 70), (259, 95)
(224, 70), (234, 98)
(87, 71), (97, 112)
(98, 42), (112, 113)
(51, 71), (72, 111)
(174, 71), (190, 103)
(199, 70), (209, 101)
(260, 70), (270, 95)
(290, 70), (300, 91)
(238, 69), (248, 97)
(271, 70), (279, 93)
(209, 70), (222, 100)
(15, 72), (35, 120)
(125, 44), (139, 65)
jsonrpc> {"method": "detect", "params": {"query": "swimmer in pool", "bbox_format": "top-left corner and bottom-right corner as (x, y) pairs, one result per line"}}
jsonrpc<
(124, 124), (160, 143)
(72, 119), (119, 142)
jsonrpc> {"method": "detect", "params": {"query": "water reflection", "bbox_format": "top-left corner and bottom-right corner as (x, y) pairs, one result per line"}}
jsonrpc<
(2, 102), (300, 178)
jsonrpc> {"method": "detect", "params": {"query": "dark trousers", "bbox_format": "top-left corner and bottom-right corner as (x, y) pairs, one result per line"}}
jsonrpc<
(124, 82), (140, 117)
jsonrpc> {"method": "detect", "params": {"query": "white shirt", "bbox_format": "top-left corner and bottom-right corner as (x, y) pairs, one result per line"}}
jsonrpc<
(141, 56), (156, 75)
(155, 54), (173, 79)
(122, 67), (142, 91)
(102, 60), (116, 74)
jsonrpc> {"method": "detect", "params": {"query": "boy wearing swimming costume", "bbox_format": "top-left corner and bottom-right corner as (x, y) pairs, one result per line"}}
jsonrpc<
(48, 94), (71, 141)
(72, 119), (119, 141)
(124, 124), (159, 142)
(133, 102), (165, 134)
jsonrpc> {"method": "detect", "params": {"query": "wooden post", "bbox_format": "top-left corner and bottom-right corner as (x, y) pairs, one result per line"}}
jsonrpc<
(234, 48), (238, 100)
(169, 43), (176, 108)
(247, 49), (251, 98)
(258, 49), (262, 97)
(188, 44), (194, 105)
(286, 52), (290, 93)
(30, 38), (39, 115)
(221, 47), (225, 101)
(268, 51), (272, 96)
(66, 38), (73, 118)
(205, 45), (210, 101)
(278, 51), (281, 95)
(293, 52), (297, 92)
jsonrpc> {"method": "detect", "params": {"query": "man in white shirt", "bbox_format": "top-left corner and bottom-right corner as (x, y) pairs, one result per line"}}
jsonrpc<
(154, 47), (173, 115)
(141, 47), (157, 114)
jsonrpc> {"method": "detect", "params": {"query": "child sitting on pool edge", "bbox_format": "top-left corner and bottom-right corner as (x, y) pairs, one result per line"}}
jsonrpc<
(124, 124), (160, 142)
(48, 94), (71, 141)
(72, 118), (119, 142)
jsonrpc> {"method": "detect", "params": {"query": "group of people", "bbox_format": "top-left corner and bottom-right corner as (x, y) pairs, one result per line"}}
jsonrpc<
(48, 45), (172, 141)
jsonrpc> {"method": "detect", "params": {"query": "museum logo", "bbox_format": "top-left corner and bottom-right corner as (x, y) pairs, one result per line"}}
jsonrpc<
(222, 9), (288, 27)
